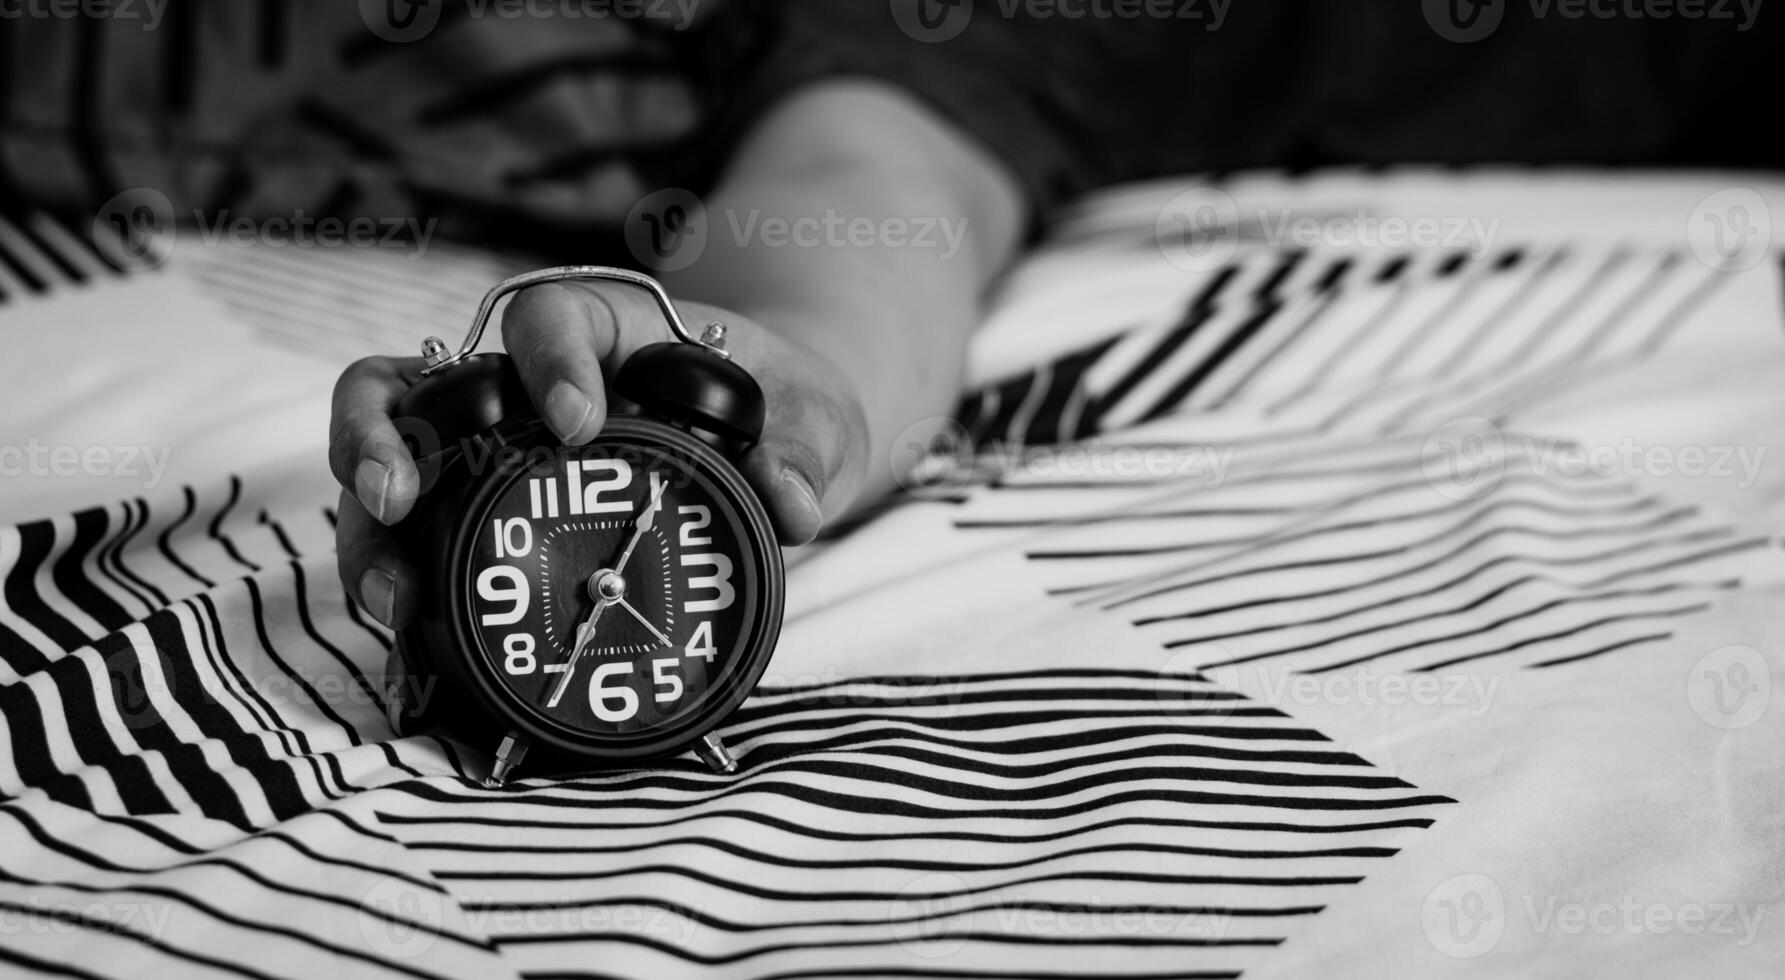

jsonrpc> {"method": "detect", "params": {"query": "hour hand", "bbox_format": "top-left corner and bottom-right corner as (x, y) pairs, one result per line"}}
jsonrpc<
(616, 597), (674, 648)
(547, 571), (623, 709)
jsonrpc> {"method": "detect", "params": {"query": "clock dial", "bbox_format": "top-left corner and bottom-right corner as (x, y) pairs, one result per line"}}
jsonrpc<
(462, 432), (761, 738)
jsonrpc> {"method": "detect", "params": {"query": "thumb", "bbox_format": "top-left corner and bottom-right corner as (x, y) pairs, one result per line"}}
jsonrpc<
(737, 387), (864, 546)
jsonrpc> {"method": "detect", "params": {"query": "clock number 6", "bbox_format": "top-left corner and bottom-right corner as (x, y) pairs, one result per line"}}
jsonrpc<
(588, 662), (639, 722)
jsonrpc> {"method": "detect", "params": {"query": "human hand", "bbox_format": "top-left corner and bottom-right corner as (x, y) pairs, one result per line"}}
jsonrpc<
(328, 280), (868, 631)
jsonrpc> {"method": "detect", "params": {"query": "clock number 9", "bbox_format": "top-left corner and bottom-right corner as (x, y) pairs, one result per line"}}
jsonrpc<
(476, 566), (529, 626)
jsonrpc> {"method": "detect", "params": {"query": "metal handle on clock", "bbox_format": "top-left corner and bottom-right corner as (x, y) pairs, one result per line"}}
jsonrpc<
(419, 266), (730, 377)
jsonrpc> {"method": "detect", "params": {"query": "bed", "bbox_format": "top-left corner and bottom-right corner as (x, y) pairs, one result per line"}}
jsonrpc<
(0, 170), (1780, 979)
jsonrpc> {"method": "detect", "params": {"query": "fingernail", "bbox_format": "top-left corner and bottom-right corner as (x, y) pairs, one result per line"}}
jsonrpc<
(383, 649), (409, 731)
(359, 568), (397, 628)
(780, 467), (823, 544)
(355, 458), (394, 524)
(544, 381), (595, 444)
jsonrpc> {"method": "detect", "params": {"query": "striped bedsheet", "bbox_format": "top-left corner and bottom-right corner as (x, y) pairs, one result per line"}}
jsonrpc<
(0, 172), (1781, 978)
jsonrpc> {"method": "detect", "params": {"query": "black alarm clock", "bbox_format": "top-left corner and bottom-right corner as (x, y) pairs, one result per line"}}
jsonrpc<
(387, 267), (784, 786)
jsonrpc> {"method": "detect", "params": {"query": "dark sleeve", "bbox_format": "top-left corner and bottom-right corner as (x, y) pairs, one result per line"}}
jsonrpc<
(693, 1), (1125, 228)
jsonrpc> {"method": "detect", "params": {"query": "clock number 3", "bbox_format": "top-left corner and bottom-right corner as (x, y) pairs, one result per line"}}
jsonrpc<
(681, 553), (734, 613)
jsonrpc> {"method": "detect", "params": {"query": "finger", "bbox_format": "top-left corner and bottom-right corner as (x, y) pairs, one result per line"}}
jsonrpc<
(739, 382), (865, 546)
(336, 490), (419, 629)
(329, 356), (425, 525)
(499, 282), (667, 445)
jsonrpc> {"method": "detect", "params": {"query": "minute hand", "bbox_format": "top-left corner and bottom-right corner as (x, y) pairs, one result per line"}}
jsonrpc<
(611, 476), (667, 575)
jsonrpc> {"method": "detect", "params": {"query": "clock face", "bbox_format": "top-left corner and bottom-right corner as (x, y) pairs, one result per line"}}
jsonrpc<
(459, 423), (769, 741)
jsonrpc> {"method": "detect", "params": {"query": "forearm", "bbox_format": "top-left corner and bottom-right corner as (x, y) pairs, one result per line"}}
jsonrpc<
(664, 81), (1026, 519)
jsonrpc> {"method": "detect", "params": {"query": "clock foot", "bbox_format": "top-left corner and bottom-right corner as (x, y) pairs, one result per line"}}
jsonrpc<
(484, 733), (529, 788)
(695, 733), (738, 774)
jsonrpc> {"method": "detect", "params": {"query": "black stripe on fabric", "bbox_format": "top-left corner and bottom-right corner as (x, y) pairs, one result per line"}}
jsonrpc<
(1528, 631), (1673, 668)
(437, 862), (1370, 893)
(0, 896), (279, 980)
(462, 895), (1322, 932)
(965, 372), (1032, 448)
(6, 520), (88, 655)
(1212, 579), (1732, 672)
(54, 506), (132, 632)
(378, 803), (1438, 839)
(194, 592), (345, 812)
(0, 669), (96, 809)
(0, 206), (87, 285)
(1084, 265), (1239, 428)
(409, 835), (1397, 866)
(447, 780), (1453, 819)
(158, 487), (215, 588)
(1096, 505), (1701, 611)
(1408, 604), (1711, 673)
(488, 930), (1283, 963)
(1144, 250), (1306, 419)
(243, 576), (367, 751)
(1136, 524), (1733, 630)
(1026, 336), (1120, 444)
(210, 476), (260, 572)
(42, 634), (177, 815)
(0, 944), (112, 980)
(105, 613), (255, 828)
(0, 805), (487, 960)
(1157, 531), (1741, 646)
(0, 874), (453, 980)
(736, 731), (1372, 769)
(1208, 258), (1352, 410)
(138, 603), (304, 823)
(746, 963), (1235, 971)
(1028, 484), (1659, 561)
(0, 212), (51, 293)
(96, 499), (158, 614)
